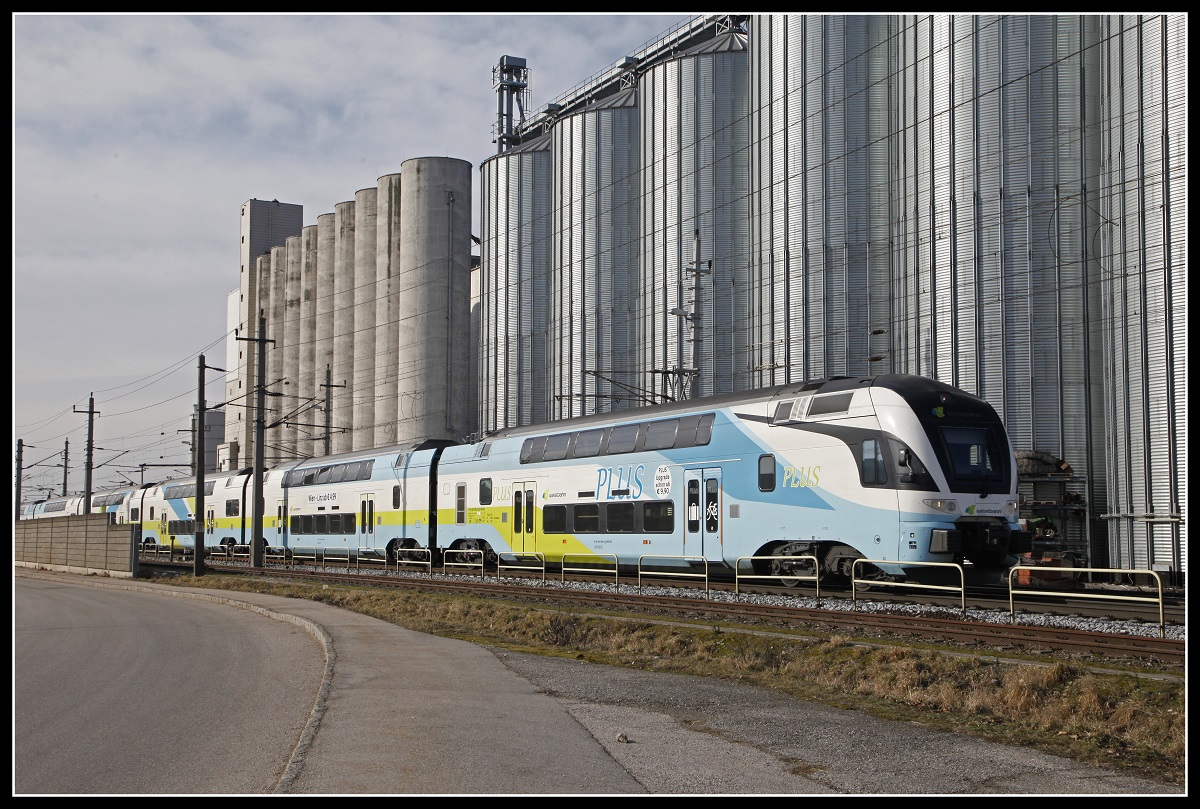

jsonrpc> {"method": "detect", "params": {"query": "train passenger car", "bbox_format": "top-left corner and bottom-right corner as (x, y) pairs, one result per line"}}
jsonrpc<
(275, 440), (454, 560)
(433, 375), (1029, 583)
(137, 477), (218, 552)
(28, 495), (84, 519)
(87, 486), (136, 524)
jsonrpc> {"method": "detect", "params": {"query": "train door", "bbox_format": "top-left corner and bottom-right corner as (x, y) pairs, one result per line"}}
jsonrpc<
(359, 493), (376, 551)
(206, 504), (216, 548)
(684, 467), (724, 562)
(511, 481), (535, 553)
(275, 499), (287, 547)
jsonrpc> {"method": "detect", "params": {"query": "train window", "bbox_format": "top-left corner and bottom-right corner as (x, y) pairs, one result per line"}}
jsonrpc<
(205, 481), (214, 495)
(772, 400), (795, 424)
(392, 485), (401, 509)
(149, 507), (155, 521)
(520, 438), (534, 464)
(345, 513), (356, 534)
(758, 454), (776, 491)
(861, 439), (887, 485)
(528, 436), (548, 463)
(606, 502), (635, 533)
(328, 514), (342, 534)
(573, 503), (600, 533)
(301, 515), (313, 534)
(808, 392), (853, 416)
(607, 424), (639, 455)
(360, 460), (375, 480)
(479, 478), (492, 506)
(330, 465), (346, 483)
(643, 501), (675, 533)
(573, 429), (604, 457)
(290, 515), (301, 533)
(696, 413), (714, 445)
(544, 433), (571, 461)
(316, 466), (333, 485)
(644, 419), (678, 450)
(130, 508), (140, 522)
(303, 469), (317, 485)
(543, 505), (567, 533)
(456, 483), (467, 524)
(313, 514), (328, 534)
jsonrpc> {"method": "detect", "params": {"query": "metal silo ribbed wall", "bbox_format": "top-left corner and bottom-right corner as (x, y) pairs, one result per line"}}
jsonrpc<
(891, 15), (1108, 557)
(480, 138), (552, 434)
(747, 15), (893, 386)
(551, 89), (640, 419)
(1099, 15), (1187, 576)
(638, 32), (750, 401)
(395, 157), (474, 444)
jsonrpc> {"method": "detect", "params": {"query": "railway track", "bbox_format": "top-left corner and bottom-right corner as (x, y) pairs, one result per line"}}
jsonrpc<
(145, 555), (1185, 668)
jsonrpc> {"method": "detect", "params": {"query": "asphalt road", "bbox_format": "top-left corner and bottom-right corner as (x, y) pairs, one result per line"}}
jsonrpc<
(13, 569), (1182, 795)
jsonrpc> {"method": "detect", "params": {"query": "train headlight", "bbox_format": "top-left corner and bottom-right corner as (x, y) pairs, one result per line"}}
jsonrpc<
(922, 499), (958, 513)
(1007, 500), (1019, 518)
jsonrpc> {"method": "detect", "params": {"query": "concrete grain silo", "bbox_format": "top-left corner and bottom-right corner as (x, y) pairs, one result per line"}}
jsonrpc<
(747, 15), (894, 385)
(283, 234), (303, 461)
(395, 156), (474, 444)
(637, 30), (751, 401)
(268, 245), (287, 462)
(479, 135), (552, 435)
(332, 200), (356, 454)
(314, 213), (337, 456)
(253, 254), (273, 460)
(374, 172), (403, 448)
(298, 225), (319, 459)
(352, 187), (378, 451)
(550, 88), (641, 419)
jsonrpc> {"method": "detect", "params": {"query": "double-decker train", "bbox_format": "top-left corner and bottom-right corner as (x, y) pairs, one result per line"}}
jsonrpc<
(23, 375), (1032, 584)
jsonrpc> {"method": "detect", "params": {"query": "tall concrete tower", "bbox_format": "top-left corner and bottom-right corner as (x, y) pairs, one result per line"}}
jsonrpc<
(222, 198), (303, 471)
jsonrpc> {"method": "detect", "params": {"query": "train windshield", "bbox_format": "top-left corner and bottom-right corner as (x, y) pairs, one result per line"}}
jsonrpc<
(934, 424), (1008, 492)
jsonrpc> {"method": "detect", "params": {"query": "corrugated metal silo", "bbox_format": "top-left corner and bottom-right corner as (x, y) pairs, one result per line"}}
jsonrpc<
(637, 30), (750, 401)
(298, 225), (318, 459)
(374, 173), (402, 448)
(887, 15), (1107, 559)
(1098, 14), (1187, 577)
(352, 187), (378, 451)
(314, 213), (336, 456)
(479, 136), (552, 434)
(395, 156), (474, 444)
(550, 88), (641, 419)
(332, 200), (356, 454)
(283, 235), (302, 461)
(747, 15), (894, 385)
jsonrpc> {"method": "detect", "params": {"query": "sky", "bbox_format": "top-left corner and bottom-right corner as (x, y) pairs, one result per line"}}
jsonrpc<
(12, 13), (692, 502)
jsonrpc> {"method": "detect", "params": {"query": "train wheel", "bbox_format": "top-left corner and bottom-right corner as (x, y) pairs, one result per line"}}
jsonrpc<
(764, 544), (815, 588)
(452, 538), (498, 569)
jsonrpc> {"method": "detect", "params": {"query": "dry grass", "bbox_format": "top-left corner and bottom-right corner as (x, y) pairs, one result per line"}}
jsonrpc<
(163, 574), (1185, 786)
